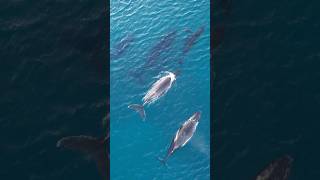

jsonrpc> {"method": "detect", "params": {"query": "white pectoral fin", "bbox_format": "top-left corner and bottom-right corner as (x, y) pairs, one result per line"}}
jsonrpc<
(181, 136), (192, 147)
(174, 130), (180, 142)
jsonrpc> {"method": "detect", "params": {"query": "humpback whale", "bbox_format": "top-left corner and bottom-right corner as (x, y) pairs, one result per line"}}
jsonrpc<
(56, 134), (109, 178)
(146, 31), (177, 66)
(57, 111), (110, 179)
(128, 71), (176, 120)
(158, 111), (201, 164)
(111, 34), (134, 60)
(130, 31), (177, 82)
(182, 26), (205, 54)
(177, 26), (205, 65)
(255, 155), (293, 180)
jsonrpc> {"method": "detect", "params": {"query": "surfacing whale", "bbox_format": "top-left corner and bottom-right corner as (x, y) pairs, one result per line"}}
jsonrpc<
(128, 71), (176, 120)
(158, 111), (201, 165)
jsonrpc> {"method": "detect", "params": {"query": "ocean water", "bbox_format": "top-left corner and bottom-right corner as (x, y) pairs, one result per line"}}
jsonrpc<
(213, 0), (320, 179)
(0, 0), (107, 179)
(2, 0), (320, 179)
(110, 0), (210, 180)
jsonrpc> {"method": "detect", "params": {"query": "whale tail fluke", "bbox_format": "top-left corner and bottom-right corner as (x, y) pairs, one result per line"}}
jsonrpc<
(57, 135), (107, 178)
(128, 104), (146, 120)
(157, 157), (169, 168)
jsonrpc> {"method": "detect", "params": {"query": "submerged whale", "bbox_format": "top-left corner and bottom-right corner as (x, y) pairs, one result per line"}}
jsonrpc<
(255, 155), (293, 180)
(111, 34), (134, 60)
(130, 31), (177, 83)
(57, 134), (109, 178)
(146, 31), (177, 67)
(57, 111), (110, 179)
(128, 71), (176, 120)
(182, 26), (205, 54)
(177, 26), (205, 65)
(158, 111), (201, 164)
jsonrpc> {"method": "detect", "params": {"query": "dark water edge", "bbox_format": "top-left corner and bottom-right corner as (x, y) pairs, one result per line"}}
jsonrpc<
(0, 0), (108, 179)
(213, 0), (320, 179)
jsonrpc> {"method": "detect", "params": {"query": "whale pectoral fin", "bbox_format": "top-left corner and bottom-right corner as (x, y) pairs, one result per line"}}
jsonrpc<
(157, 156), (169, 168)
(181, 136), (192, 147)
(57, 136), (107, 178)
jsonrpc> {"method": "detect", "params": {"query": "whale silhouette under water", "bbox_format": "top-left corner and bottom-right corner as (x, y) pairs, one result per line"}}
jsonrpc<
(56, 134), (109, 178)
(255, 155), (293, 180)
(129, 30), (177, 83)
(111, 34), (134, 60)
(57, 107), (109, 179)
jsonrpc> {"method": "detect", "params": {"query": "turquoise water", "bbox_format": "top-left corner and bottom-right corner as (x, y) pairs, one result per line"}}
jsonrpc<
(110, 0), (210, 179)
(1, 0), (320, 179)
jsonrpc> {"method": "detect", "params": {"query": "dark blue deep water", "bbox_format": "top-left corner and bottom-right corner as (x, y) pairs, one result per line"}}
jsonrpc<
(213, 0), (320, 179)
(0, 0), (107, 179)
(1, 0), (320, 180)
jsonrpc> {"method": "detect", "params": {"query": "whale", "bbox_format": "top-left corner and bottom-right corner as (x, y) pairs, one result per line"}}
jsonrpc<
(182, 26), (205, 54)
(255, 155), (293, 180)
(146, 31), (177, 67)
(130, 31), (177, 83)
(57, 134), (109, 178)
(111, 34), (134, 60)
(128, 71), (176, 120)
(57, 111), (110, 179)
(177, 26), (205, 65)
(158, 111), (201, 164)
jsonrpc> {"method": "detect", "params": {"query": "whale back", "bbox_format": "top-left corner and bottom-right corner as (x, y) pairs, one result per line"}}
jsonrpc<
(143, 73), (175, 104)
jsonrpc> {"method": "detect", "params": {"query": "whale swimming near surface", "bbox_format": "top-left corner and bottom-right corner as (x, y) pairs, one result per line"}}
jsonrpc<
(182, 26), (205, 55)
(128, 71), (176, 120)
(130, 31), (177, 83)
(158, 111), (201, 164)
(146, 31), (177, 67)
(177, 26), (205, 65)
(255, 155), (293, 180)
(111, 34), (134, 60)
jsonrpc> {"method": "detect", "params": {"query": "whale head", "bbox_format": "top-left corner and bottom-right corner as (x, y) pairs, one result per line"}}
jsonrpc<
(168, 71), (176, 82)
(192, 111), (201, 122)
